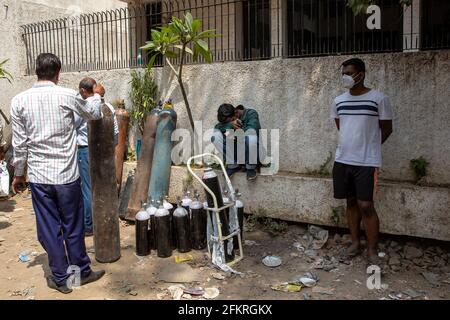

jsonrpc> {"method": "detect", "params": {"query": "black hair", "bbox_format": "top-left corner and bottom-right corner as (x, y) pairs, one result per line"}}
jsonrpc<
(236, 105), (244, 110)
(35, 53), (62, 80)
(342, 58), (366, 73)
(79, 77), (97, 93)
(217, 104), (235, 123)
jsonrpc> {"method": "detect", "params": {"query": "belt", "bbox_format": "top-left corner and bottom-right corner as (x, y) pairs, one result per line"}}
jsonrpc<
(78, 145), (88, 149)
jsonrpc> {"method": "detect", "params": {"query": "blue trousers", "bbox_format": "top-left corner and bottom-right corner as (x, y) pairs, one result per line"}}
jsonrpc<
(212, 131), (259, 170)
(29, 179), (91, 286)
(77, 147), (93, 232)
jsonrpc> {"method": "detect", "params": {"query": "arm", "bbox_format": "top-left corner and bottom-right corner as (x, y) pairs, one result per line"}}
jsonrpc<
(243, 109), (261, 132)
(11, 98), (28, 192)
(66, 92), (103, 121)
(334, 119), (340, 131)
(380, 120), (393, 144)
(330, 100), (339, 130)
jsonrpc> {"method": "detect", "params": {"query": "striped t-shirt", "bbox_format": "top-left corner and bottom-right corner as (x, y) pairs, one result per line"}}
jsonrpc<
(330, 89), (393, 168)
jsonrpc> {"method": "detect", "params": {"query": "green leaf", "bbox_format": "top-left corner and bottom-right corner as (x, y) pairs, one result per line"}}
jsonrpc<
(194, 41), (212, 63)
(140, 42), (156, 51)
(192, 19), (201, 34)
(174, 45), (193, 55)
(147, 53), (159, 69)
(185, 12), (193, 30)
(195, 39), (209, 52)
(165, 50), (178, 59)
(197, 29), (221, 39)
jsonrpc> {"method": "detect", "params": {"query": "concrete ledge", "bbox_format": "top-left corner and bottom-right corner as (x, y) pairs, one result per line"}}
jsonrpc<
(122, 163), (450, 242)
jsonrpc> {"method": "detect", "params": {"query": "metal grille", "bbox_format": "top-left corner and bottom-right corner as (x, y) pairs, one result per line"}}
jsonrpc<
(20, 0), (450, 75)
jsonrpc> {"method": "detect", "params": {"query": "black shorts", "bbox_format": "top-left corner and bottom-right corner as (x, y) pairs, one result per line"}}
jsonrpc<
(332, 162), (376, 202)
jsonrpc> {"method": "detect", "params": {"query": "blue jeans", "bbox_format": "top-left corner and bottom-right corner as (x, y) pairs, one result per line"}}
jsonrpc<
(29, 179), (91, 286)
(77, 147), (92, 232)
(212, 131), (259, 170)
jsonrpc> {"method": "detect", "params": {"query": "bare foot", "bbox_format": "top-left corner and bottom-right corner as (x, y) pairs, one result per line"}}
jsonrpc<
(367, 248), (381, 265)
(345, 242), (361, 258)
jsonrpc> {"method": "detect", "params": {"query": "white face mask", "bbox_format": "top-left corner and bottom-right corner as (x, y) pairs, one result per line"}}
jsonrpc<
(342, 72), (362, 89)
(342, 74), (355, 89)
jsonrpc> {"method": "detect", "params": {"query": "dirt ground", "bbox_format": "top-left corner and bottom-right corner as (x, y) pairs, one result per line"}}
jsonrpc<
(1, 193), (449, 300)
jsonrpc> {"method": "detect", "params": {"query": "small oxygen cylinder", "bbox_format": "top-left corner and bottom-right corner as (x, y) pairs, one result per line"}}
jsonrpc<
(182, 190), (192, 212)
(202, 168), (235, 262)
(233, 189), (245, 250)
(155, 198), (172, 258)
(135, 203), (150, 256)
(146, 199), (158, 250)
(163, 196), (176, 249)
(190, 191), (207, 250)
(173, 198), (192, 253)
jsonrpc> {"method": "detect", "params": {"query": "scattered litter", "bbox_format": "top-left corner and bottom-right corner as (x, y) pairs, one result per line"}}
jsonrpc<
(18, 251), (31, 263)
(128, 290), (138, 296)
(421, 272), (440, 287)
(182, 293), (192, 300)
(388, 293), (410, 300)
(293, 242), (304, 252)
(303, 293), (311, 300)
(0, 237), (5, 242)
(378, 252), (386, 258)
(244, 240), (258, 246)
(168, 285), (185, 300)
(184, 287), (205, 296)
(212, 273), (226, 280)
(203, 287), (220, 299)
(156, 293), (167, 300)
(121, 283), (135, 294)
(298, 272), (318, 287)
(308, 225), (329, 250)
(87, 248), (95, 254)
(312, 286), (335, 295)
(14, 208), (24, 212)
(271, 283), (303, 293)
(403, 289), (424, 299)
(354, 280), (362, 285)
(175, 254), (194, 263)
(262, 256), (282, 268)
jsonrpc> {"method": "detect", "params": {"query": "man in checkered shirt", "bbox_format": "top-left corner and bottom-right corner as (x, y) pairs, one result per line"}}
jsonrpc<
(11, 53), (106, 294)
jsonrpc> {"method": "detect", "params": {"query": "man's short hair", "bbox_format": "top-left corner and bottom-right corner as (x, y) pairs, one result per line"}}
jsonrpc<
(236, 105), (245, 110)
(342, 58), (366, 73)
(217, 104), (235, 123)
(35, 53), (62, 80)
(79, 77), (97, 93)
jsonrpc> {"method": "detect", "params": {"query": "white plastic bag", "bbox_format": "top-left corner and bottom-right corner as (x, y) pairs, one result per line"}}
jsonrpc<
(0, 160), (10, 197)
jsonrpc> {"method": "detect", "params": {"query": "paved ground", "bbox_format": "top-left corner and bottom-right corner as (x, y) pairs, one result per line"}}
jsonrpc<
(1, 193), (449, 300)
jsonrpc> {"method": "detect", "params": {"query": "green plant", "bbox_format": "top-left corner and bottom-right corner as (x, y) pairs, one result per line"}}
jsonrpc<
(141, 12), (221, 132)
(262, 217), (288, 236)
(346, 0), (412, 15)
(410, 156), (429, 182)
(129, 68), (159, 135)
(0, 59), (12, 83)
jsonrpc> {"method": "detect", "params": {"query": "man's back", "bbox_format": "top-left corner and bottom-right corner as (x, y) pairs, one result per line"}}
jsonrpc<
(11, 81), (102, 185)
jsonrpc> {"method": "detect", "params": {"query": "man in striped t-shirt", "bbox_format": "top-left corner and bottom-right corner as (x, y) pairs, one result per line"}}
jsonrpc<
(330, 58), (393, 264)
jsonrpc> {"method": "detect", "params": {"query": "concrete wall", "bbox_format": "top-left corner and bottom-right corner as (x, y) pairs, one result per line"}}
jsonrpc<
(2, 50), (450, 186)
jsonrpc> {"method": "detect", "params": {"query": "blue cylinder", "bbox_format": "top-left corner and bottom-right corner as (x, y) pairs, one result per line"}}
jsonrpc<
(148, 106), (177, 202)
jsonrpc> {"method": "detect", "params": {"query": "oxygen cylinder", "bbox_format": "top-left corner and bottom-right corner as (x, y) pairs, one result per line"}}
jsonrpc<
(173, 198), (192, 253)
(190, 192), (207, 250)
(135, 203), (150, 256)
(155, 199), (172, 258)
(115, 100), (129, 195)
(163, 196), (176, 249)
(126, 102), (162, 221)
(146, 198), (158, 250)
(182, 190), (193, 212)
(148, 101), (177, 203)
(202, 169), (234, 262)
(233, 189), (245, 250)
(88, 103), (121, 263)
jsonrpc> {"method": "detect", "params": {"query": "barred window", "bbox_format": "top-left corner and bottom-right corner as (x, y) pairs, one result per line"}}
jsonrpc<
(286, 0), (403, 57)
(242, 0), (271, 60)
(421, 0), (450, 49)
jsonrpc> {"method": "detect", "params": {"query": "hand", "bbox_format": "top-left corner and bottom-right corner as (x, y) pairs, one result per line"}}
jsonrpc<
(0, 146), (5, 161)
(12, 176), (27, 194)
(231, 119), (242, 130)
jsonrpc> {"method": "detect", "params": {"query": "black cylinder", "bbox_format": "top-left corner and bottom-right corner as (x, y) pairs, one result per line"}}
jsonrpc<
(190, 203), (207, 250)
(173, 208), (192, 253)
(146, 204), (158, 250)
(202, 169), (234, 262)
(156, 214), (172, 258)
(136, 219), (150, 256)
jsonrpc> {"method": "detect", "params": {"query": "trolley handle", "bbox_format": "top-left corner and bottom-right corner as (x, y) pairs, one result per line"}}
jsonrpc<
(187, 153), (235, 211)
